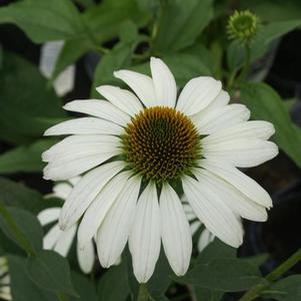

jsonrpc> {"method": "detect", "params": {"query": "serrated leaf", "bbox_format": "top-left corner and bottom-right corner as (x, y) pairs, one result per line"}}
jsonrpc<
(27, 250), (77, 296)
(240, 83), (301, 167)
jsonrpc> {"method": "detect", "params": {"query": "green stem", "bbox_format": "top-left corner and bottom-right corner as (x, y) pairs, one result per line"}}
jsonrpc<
(239, 248), (301, 301)
(236, 42), (251, 85)
(137, 283), (149, 301)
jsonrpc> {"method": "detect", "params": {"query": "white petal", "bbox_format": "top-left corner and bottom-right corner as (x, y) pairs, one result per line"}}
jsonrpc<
(196, 169), (268, 222)
(39, 41), (75, 96)
(192, 104), (250, 134)
(114, 70), (157, 107)
(77, 238), (95, 274)
(43, 224), (61, 250)
(42, 135), (120, 161)
(44, 117), (123, 136)
(198, 229), (214, 252)
(206, 90), (230, 109)
(96, 175), (141, 268)
(202, 138), (278, 167)
(129, 183), (161, 283)
(183, 203), (197, 221)
(183, 175), (243, 248)
(59, 161), (125, 230)
(160, 184), (192, 276)
(190, 220), (201, 236)
(53, 182), (72, 200)
(150, 57), (177, 107)
(201, 158), (273, 208)
(43, 151), (118, 181)
(63, 99), (130, 126)
(96, 85), (143, 116)
(77, 171), (130, 249)
(54, 224), (77, 257)
(37, 208), (60, 226)
(202, 121), (275, 145)
(176, 77), (222, 115)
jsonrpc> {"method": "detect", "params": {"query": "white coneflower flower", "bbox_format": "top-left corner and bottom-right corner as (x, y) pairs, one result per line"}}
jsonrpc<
(42, 57), (278, 283)
(184, 202), (215, 252)
(38, 178), (95, 274)
(0, 257), (11, 301)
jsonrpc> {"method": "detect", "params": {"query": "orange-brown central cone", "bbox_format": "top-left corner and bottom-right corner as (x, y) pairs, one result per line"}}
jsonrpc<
(122, 106), (201, 182)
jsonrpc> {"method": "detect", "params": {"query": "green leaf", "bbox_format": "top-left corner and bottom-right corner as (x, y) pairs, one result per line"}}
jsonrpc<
(148, 251), (172, 299)
(91, 42), (133, 97)
(0, 0), (84, 43)
(131, 45), (214, 88)
(227, 19), (301, 72)
(251, 19), (301, 60)
(27, 250), (77, 297)
(83, 0), (150, 43)
(183, 258), (263, 292)
(70, 272), (97, 301)
(51, 38), (93, 81)
(262, 275), (301, 301)
(8, 255), (56, 301)
(0, 139), (55, 174)
(178, 240), (263, 292)
(97, 260), (130, 301)
(0, 206), (42, 255)
(75, 0), (95, 7)
(194, 287), (224, 301)
(162, 48), (213, 87)
(0, 177), (44, 214)
(240, 83), (301, 167)
(0, 51), (65, 145)
(196, 239), (236, 262)
(240, 0), (301, 22)
(153, 0), (213, 52)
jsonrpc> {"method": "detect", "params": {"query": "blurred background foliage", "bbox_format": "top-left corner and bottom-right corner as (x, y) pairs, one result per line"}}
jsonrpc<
(0, 0), (301, 300)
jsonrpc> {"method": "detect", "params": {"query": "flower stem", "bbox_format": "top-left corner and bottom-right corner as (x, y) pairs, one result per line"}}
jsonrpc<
(236, 42), (251, 84)
(137, 283), (149, 301)
(239, 248), (301, 301)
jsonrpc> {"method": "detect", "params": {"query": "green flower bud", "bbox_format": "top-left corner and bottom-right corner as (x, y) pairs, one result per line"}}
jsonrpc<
(227, 10), (259, 44)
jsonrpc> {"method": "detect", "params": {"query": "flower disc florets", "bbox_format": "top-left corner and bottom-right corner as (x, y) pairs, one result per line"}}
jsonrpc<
(227, 10), (259, 43)
(122, 106), (201, 182)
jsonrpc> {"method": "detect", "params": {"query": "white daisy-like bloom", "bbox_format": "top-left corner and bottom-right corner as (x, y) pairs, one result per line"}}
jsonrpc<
(37, 178), (95, 274)
(42, 57), (278, 283)
(0, 257), (11, 301)
(184, 202), (215, 252)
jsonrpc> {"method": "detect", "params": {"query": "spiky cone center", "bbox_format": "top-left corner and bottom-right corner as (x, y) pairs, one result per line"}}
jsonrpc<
(227, 10), (258, 43)
(122, 106), (201, 182)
